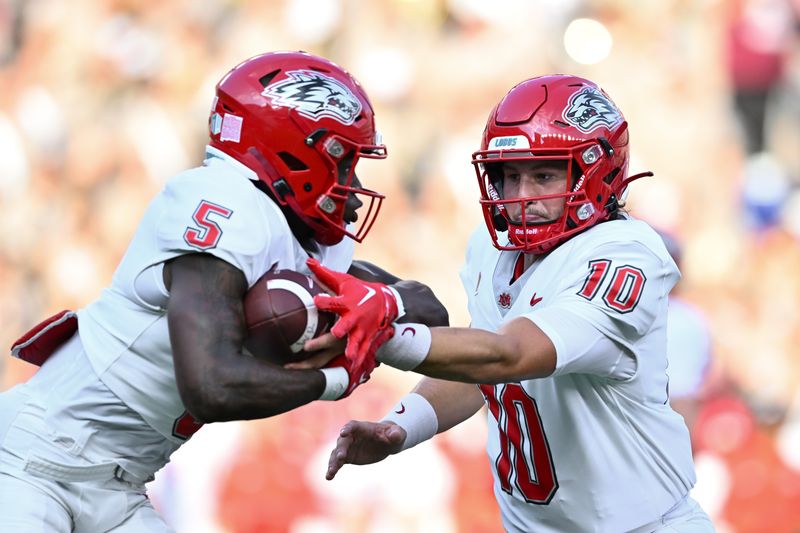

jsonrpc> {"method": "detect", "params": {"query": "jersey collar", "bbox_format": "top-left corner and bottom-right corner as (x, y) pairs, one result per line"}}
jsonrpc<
(204, 145), (259, 182)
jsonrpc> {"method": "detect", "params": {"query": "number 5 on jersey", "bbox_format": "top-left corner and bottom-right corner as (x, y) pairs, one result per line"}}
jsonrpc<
(184, 200), (233, 250)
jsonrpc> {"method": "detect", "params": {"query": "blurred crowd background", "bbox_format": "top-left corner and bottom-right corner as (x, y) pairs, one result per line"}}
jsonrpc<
(1, 0), (800, 531)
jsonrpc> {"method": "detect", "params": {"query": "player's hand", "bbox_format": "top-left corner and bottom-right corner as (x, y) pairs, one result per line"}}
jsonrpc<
(285, 332), (346, 370)
(307, 258), (398, 376)
(326, 420), (406, 480)
(292, 333), (378, 397)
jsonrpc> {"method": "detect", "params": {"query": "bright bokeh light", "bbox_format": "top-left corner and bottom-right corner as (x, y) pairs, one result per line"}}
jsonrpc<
(52, 246), (100, 299)
(0, 114), (29, 199)
(447, 0), (533, 25)
(563, 18), (613, 65)
(284, 0), (342, 44)
(354, 47), (414, 104)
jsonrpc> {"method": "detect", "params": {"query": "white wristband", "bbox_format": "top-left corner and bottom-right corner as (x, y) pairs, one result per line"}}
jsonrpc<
(319, 367), (349, 401)
(380, 393), (438, 451)
(387, 286), (405, 320)
(376, 323), (431, 371)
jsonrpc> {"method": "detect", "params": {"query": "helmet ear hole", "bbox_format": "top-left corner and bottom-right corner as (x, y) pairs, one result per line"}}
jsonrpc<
(277, 152), (309, 171)
(258, 70), (281, 88)
(603, 168), (620, 184)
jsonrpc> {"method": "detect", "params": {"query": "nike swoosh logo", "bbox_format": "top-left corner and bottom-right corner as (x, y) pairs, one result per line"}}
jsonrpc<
(357, 286), (376, 306)
(530, 293), (543, 306)
(395, 403), (406, 414)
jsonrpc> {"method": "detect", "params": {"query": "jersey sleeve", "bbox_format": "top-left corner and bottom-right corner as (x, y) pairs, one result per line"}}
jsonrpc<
(459, 224), (491, 297)
(155, 170), (271, 286)
(522, 240), (678, 378)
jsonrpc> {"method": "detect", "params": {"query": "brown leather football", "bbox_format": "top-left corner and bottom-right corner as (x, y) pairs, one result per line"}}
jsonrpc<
(243, 269), (335, 364)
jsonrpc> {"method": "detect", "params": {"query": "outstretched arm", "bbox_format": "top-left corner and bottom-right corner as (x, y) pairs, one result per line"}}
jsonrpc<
(304, 316), (557, 384)
(417, 319), (557, 383)
(304, 260), (556, 383)
(326, 378), (484, 480)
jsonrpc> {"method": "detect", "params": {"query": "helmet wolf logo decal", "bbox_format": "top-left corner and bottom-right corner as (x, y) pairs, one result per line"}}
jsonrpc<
(262, 70), (363, 125)
(563, 87), (622, 133)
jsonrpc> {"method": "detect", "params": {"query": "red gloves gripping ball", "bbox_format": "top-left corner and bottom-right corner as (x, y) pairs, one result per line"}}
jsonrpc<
(307, 258), (398, 391)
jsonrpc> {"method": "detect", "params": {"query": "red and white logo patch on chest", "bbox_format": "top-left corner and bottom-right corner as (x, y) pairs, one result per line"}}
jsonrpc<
(498, 292), (512, 309)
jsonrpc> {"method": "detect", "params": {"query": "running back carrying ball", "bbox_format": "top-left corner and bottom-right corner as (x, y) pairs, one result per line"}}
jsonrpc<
(243, 269), (335, 364)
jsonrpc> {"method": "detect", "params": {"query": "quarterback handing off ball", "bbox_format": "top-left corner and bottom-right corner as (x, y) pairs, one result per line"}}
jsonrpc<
(243, 269), (335, 364)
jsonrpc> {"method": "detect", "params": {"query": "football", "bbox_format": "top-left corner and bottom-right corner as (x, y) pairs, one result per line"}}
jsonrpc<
(243, 269), (335, 364)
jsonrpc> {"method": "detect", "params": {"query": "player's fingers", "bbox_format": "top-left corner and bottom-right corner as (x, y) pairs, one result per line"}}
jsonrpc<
(313, 294), (348, 313)
(344, 329), (366, 363)
(326, 445), (348, 480)
(330, 314), (358, 338)
(303, 332), (341, 352)
(307, 258), (342, 293)
(283, 349), (338, 370)
(326, 424), (359, 479)
(340, 420), (363, 438)
(384, 424), (407, 446)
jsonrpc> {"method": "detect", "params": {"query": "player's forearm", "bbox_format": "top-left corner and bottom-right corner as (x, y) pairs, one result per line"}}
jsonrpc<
(387, 319), (556, 383)
(186, 361), (326, 422)
(413, 326), (519, 383)
(411, 377), (484, 433)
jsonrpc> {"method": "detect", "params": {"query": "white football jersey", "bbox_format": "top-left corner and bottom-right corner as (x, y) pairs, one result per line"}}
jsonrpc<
(75, 147), (354, 475)
(460, 217), (696, 533)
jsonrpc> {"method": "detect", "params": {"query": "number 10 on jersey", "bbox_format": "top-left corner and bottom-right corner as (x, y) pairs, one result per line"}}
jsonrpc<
(480, 383), (558, 504)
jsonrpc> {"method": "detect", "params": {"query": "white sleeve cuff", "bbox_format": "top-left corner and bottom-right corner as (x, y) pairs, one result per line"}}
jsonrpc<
(376, 323), (431, 371)
(319, 367), (349, 400)
(381, 393), (438, 450)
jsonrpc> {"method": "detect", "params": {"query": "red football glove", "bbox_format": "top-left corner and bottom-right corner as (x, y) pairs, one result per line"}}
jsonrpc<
(324, 353), (373, 399)
(307, 258), (398, 378)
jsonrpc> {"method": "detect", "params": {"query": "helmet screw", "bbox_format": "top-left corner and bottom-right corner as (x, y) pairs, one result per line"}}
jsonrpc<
(303, 183), (312, 192)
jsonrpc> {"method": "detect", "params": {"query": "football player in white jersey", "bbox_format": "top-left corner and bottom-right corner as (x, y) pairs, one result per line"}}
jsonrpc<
(0, 51), (446, 532)
(304, 76), (715, 532)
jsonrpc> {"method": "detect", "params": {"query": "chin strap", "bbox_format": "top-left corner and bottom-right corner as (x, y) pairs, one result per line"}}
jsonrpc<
(621, 171), (654, 188)
(612, 171), (653, 210)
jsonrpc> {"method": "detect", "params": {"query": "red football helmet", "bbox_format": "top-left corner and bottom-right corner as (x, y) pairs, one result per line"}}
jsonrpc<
(472, 75), (652, 254)
(208, 51), (387, 246)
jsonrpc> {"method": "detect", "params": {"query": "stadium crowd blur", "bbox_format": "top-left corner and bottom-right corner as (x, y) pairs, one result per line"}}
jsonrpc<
(1, 0), (799, 531)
